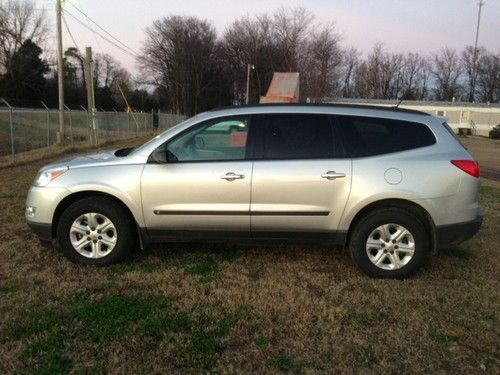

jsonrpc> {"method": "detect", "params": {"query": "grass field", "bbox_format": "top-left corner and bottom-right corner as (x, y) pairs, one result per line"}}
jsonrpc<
(0, 150), (498, 374)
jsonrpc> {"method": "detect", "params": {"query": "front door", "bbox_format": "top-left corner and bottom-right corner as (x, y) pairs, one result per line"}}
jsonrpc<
(141, 115), (254, 236)
(250, 114), (352, 237)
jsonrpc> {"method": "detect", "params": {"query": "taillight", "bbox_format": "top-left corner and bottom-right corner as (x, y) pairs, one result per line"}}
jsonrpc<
(451, 160), (480, 178)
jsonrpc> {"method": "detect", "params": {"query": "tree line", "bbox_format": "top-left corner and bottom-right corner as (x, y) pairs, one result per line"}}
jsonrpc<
(0, 0), (155, 110)
(1, 0), (499, 115)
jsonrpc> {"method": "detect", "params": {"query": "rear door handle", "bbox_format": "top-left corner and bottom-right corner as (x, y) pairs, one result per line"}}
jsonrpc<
(321, 171), (346, 180)
(221, 172), (245, 181)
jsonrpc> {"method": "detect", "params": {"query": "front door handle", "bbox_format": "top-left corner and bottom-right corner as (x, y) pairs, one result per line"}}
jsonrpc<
(321, 171), (346, 180)
(221, 172), (245, 181)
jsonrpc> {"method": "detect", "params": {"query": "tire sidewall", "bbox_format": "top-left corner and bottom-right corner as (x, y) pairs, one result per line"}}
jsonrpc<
(349, 209), (429, 278)
(57, 197), (135, 266)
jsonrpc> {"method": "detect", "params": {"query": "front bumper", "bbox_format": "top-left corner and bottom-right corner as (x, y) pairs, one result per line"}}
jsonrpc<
(435, 214), (484, 249)
(27, 221), (53, 242)
(25, 185), (70, 243)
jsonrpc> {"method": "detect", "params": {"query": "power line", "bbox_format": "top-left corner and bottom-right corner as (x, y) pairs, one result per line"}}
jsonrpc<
(62, 12), (82, 54)
(62, 9), (138, 58)
(74, 0), (104, 54)
(67, 2), (139, 56)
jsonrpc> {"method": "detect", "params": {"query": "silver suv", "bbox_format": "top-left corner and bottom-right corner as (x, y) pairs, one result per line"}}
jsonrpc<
(26, 104), (483, 278)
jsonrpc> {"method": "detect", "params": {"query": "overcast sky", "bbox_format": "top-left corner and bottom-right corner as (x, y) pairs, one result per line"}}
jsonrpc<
(38, 0), (500, 74)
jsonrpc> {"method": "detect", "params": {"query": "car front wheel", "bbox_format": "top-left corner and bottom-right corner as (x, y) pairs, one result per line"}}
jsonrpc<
(57, 196), (137, 265)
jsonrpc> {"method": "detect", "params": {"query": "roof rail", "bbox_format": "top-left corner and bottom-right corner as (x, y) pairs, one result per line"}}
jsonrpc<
(208, 103), (431, 116)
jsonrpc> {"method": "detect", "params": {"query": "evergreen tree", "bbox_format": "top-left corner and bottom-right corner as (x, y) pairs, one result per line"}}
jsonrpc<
(0, 39), (49, 103)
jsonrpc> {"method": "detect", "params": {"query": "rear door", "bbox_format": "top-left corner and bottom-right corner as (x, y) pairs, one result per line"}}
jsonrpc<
(250, 113), (352, 238)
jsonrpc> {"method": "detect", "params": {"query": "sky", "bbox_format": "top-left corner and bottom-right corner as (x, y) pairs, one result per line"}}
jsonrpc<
(37, 0), (500, 74)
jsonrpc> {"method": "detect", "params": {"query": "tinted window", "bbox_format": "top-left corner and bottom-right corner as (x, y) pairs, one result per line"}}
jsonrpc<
(336, 116), (436, 157)
(160, 116), (250, 162)
(261, 114), (334, 159)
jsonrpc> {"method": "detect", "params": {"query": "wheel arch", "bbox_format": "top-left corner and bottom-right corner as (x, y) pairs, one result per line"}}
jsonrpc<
(345, 199), (437, 251)
(51, 191), (139, 240)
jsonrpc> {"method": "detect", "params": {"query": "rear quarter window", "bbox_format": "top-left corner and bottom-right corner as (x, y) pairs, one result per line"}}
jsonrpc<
(335, 116), (436, 157)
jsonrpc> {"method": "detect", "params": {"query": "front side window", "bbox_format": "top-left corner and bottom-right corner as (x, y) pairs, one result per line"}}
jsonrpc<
(336, 116), (436, 157)
(152, 116), (250, 163)
(261, 114), (334, 159)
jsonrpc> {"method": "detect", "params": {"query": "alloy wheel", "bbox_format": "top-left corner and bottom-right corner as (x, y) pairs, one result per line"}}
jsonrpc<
(365, 223), (415, 270)
(69, 212), (117, 258)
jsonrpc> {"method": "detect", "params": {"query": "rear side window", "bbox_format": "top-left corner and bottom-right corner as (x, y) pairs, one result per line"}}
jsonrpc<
(336, 116), (436, 157)
(261, 114), (334, 159)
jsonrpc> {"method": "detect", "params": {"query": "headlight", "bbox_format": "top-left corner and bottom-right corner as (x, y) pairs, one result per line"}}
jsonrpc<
(33, 166), (68, 187)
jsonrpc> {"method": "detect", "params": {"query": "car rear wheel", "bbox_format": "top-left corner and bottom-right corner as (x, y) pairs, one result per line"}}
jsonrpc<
(349, 207), (429, 278)
(57, 197), (136, 265)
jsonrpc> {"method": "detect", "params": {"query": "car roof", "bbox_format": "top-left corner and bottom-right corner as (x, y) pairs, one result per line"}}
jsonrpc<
(208, 103), (431, 117)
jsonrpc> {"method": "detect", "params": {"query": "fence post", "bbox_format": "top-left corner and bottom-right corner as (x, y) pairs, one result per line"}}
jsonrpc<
(41, 101), (50, 148)
(92, 107), (98, 146)
(1, 98), (15, 163)
(80, 105), (92, 146)
(64, 104), (74, 146)
(127, 112), (131, 136)
(9, 107), (15, 163)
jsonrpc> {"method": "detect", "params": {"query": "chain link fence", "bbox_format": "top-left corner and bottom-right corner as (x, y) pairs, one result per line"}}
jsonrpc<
(0, 104), (185, 164)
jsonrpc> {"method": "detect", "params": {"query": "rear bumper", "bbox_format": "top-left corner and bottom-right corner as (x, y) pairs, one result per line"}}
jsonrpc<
(435, 214), (483, 249)
(27, 221), (53, 242)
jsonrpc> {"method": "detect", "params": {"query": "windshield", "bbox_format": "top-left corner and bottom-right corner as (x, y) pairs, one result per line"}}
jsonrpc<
(130, 117), (192, 155)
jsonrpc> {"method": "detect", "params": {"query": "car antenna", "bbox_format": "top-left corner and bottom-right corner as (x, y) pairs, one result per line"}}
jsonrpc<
(395, 97), (404, 109)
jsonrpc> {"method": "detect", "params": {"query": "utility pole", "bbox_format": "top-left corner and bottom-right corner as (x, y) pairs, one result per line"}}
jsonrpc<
(245, 64), (254, 105)
(85, 47), (96, 145)
(470, 0), (485, 102)
(56, 0), (65, 142)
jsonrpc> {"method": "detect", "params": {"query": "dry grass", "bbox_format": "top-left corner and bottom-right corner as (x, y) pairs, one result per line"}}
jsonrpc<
(0, 149), (498, 374)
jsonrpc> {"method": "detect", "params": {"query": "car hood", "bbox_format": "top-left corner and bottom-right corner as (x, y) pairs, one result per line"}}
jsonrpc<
(40, 149), (121, 171)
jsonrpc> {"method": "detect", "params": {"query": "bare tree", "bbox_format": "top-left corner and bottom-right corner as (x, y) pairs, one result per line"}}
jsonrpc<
(399, 53), (430, 100)
(476, 52), (500, 103)
(301, 24), (342, 100)
(353, 43), (402, 99)
(341, 47), (360, 98)
(0, 0), (49, 74)
(94, 53), (127, 89)
(138, 15), (220, 115)
(221, 14), (276, 103)
(432, 47), (462, 101)
(272, 7), (314, 71)
(222, 8), (338, 104)
(462, 45), (487, 102)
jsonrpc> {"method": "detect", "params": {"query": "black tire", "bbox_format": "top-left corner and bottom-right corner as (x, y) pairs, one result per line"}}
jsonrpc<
(56, 196), (137, 266)
(348, 207), (429, 278)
